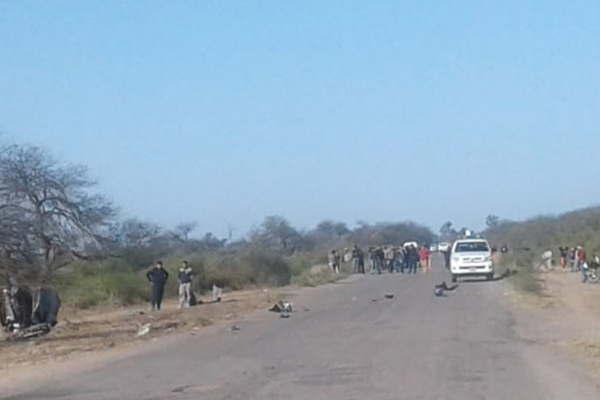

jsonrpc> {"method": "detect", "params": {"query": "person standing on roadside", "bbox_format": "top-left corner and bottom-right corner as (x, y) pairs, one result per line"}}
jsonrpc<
(409, 245), (419, 274)
(393, 247), (402, 273)
(384, 246), (395, 273)
(573, 246), (583, 272)
(579, 246), (588, 282)
(569, 247), (577, 272)
(419, 246), (431, 273)
(328, 250), (339, 274)
(539, 249), (553, 271)
(178, 260), (194, 309)
(375, 246), (385, 274)
(401, 246), (409, 273)
(146, 261), (169, 311)
(357, 247), (365, 274)
(558, 246), (568, 270)
(351, 245), (362, 274)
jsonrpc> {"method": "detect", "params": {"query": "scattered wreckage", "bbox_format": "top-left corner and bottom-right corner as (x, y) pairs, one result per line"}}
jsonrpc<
(1, 286), (61, 340)
(269, 300), (293, 318)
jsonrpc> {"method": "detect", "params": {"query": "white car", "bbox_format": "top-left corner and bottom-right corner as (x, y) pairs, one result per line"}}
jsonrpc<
(450, 239), (494, 282)
(438, 242), (450, 252)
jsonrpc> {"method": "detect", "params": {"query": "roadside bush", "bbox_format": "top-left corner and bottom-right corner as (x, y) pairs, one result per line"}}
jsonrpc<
(292, 265), (340, 287)
(56, 260), (148, 308)
(495, 253), (543, 294)
(239, 249), (292, 286)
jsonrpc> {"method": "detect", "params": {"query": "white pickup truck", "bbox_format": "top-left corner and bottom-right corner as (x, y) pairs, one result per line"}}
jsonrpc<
(450, 239), (494, 282)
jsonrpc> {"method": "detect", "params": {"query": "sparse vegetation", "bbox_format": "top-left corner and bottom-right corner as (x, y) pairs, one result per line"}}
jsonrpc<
(53, 219), (431, 307)
(483, 208), (600, 295)
(486, 207), (600, 266)
(493, 255), (543, 295)
(0, 142), (436, 309)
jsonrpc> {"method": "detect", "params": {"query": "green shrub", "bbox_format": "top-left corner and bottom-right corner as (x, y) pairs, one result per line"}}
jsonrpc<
(292, 267), (340, 287)
(56, 259), (148, 308)
(495, 254), (543, 295)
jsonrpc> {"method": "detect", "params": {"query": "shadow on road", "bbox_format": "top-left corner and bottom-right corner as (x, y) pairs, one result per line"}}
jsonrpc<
(459, 269), (517, 284)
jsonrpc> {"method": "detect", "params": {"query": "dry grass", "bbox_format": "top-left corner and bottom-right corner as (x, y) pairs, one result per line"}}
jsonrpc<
(0, 287), (282, 370)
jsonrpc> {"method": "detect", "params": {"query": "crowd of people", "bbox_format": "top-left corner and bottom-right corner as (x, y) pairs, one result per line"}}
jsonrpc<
(538, 246), (600, 283)
(328, 243), (433, 275)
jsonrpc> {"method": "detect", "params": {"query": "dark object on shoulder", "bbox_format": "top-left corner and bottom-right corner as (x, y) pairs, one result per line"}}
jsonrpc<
(1, 286), (61, 339)
(33, 287), (61, 326)
(189, 291), (204, 306)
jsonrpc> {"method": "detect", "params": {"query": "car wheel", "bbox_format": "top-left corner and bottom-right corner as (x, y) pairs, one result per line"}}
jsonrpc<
(451, 274), (457, 283)
(487, 273), (494, 281)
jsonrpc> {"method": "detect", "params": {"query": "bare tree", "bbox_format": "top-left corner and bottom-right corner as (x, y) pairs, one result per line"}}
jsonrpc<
(251, 215), (301, 251)
(115, 219), (161, 246)
(0, 144), (116, 280)
(315, 220), (350, 238)
(174, 221), (198, 242)
(485, 214), (500, 229)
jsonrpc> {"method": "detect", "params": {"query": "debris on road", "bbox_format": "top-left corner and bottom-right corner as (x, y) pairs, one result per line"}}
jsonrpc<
(230, 325), (241, 332)
(172, 385), (193, 393)
(384, 293), (395, 299)
(269, 301), (293, 313)
(137, 323), (151, 337)
(434, 282), (458, 297)
(212, 284), (223, 302)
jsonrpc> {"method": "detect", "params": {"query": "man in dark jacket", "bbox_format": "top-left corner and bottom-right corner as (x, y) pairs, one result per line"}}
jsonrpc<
(146, 261), (169, 310)
(408, 245), (419, 274)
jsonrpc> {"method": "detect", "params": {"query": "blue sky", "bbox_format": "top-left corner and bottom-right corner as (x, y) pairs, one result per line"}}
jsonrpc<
(1, 1), (599, 237)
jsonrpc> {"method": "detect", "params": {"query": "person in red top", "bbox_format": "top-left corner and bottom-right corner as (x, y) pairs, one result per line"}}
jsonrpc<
(419, 246), (431, 273)
(578, 247), (587, 263)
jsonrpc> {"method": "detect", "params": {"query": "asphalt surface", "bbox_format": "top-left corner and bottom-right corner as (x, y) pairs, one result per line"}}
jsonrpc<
(4, 256), (600, 400)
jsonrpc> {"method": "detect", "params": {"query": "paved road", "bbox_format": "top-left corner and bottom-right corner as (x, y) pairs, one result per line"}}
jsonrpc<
(4, 256), (599, 400)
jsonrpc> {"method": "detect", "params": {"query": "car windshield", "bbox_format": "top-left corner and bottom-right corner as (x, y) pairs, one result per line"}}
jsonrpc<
(455, 242), (489, 252)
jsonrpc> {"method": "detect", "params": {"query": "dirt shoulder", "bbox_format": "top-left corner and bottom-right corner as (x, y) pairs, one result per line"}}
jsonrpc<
(0, 287), (287, 385)
(503, 268), (600, 377)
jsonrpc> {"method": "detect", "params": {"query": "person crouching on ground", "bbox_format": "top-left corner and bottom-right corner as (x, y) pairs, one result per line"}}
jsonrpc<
(178, 260), (194, 309)
(146, 261), (169, 311)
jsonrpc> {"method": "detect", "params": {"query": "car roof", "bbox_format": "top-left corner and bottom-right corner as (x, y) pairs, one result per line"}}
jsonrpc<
(454, 238), (489, 243)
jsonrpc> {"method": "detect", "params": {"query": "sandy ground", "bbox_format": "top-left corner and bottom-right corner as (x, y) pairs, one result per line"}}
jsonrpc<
(503, 268), (600, 377)
(0, 287), (285, 377)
